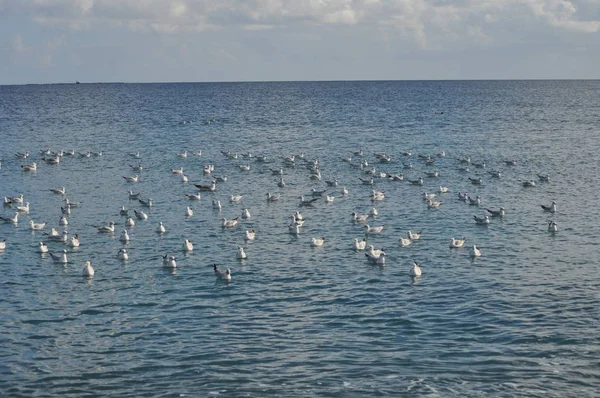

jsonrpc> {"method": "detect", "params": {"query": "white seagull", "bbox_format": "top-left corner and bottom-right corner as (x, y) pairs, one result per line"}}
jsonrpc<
(409, 261), (422, 277)
(222, 216), (239, 228)
(134, 210), (148, 220)
(183, 238), (193, 252)
(96, 221), (116, 233)
(82, 261), (95, 277)
(311, 237), (325, 247)
(486, 207), (505, 217)
(449, 237), (466, 248)
(39, 241), (48, 253)
(50, 187), (66, 195)
(473, 215), (490, 224)
(118, 248), (129, 260)
(214, 264), (231, 281)
(541, 201), (557, 213)
(123, 175), (139, 183)
(69, 234), (80, 247)
(470, 245), (482, 257)
(29, 220), (47, 230)
(365, 251), (386, 265)
(399, 236), (412, 247)
(120, 230), (130, 242)
(185, 207), (193, 217)
(237, 246), (247, 259)
(157, 222), (166, 234)
(548, 220), (558, 233)
(0, 212), (19, 224)
(164, 255), (177, 269)
(49, 249), (68, 263)
(245, 229), (256, 241)
(353, 238), (367, 251)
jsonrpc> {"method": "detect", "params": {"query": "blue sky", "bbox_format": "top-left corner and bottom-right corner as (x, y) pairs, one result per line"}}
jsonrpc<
(1, 0), (599, 84)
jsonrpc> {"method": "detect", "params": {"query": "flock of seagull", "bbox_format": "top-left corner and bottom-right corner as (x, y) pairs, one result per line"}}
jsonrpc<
(0, 147), (558, 282)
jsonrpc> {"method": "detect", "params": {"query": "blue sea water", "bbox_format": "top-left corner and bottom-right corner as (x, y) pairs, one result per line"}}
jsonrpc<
(0, 80), (599, 397)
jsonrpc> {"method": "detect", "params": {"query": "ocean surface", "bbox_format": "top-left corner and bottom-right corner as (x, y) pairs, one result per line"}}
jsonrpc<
(0, 80), (599, 397)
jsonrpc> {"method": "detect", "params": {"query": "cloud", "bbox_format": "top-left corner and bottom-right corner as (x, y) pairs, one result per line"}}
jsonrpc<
(12, 35), (30, 53)
(6, 0), (600, 47)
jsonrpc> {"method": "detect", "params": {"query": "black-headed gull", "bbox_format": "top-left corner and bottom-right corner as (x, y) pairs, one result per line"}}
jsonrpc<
(183, 239), (193, 252)
(0, 239), (5, 250)
(134, 210), (148, 220)
(49, 249), (68, 263)
(38, 241), (48, 253)
(353, 238), (367, 251)
(245, 230), (256, 241)
(470, 245), (482, 257)
(123, 175), (139, 183)
(214, 264), (231, 281)
(541, 201), (557, 213)
(29, 220), (47, 230)
(0, 212), (19, 224)
(69, 234), (80, 247)
(365, 251), (386, 265)
(548, 220), (558, 233)
(485, 207), (505, 217)
(222, 216), (239, 228)
(473, 215), (490, 224)
(120, 230), (130, 243)
(157, 222), (166, 234)
(311, 237), (325, 247)
(96, 221), (116, 233)
(118, 248), (129, 260)
(50, 187), (66, 195)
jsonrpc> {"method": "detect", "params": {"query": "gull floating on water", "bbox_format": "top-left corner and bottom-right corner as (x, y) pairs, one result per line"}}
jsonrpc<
(21, 162), (37, 171)
(0, 212), (19, 224)
(541, 201), (557, 213)
(123, 175), (139, 183)
(470, 245), (482, 257)
(82, 261), (94, 277)
(214, 264), (231, 281)
(299, 196), (319, 207)
(49, 249), (68, 263)
(351, 212), (369, 223)
(365, 251), (386, 265)
(157, 222), (166, 234)
(365, 224), (385, 234)
(96, 221), (116, 233)
(408, 177), (424, 186)
(185, 207), (193, 217)
(59, 216), (68, 226)
(409, 261), (422, 277)
(469, 176), (483, 185)
(468, 195), (481, 206)
(125, 216), (135, 227)
(39, 241), (48, 253)
(0, 239), (5, 250)
(134, 210), (148, 220)
(118, 248), (128, 260)
(170, 167), (184, 175)
(399, 236), (412, 247)
(222, 216), (239, 228)
(474, 215), (490, 224)
(537, 173), (550, 182)
(245, 229), (256, 241)
(185, 192), (201, 200)
(427, 199), (443, 208)
(242, 208), (251, 219)
(120, 230), (130, 242)
(50, 187), (66, 195)
(69, 234), (80, 247)
(212, 200), (222, 211)
(548, 220), (558, 233)
(128, 191), (141, 200)
(237, 246), (247, 259)
(139, 198), (153, 208)
(29, 220), (47, 230)
(449, 237), (466, 248)
(353, 238), (367, 251)
(485, 207), (505, 217)
(311, 237), (325, 247)
(183, 238), (193, 252)
(407, 231), (422, 240)
(266, 192), (281, 201)
(195, 181), (216, 191)
(164, 255), (177, 269)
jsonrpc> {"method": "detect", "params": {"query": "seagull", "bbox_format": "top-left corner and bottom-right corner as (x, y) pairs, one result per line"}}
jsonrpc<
(242, 208), (251, 219)
(0, 212), (19, 224)
(537, 173), (550, 182)
(15, 151), (30, 158)
(311, 237), (325, 247)
(364, 224), (385, 234)
(39, 242), (48, 253)
(457, 192), (469, 201)
(123, 175), (139, 183)
(130, 164), (143, 172)
(299, 196), (319, 207)
(134, 210), (148, 220)
(49, 249), (68, 263)
(96, 221), (116, 233)
(44, 227), (60, 237)
(468, 195), (481, 206)
(222, 216), (239, 228)
(237, 246), (247, 259)
(294, 211), (304, 221)
(470, 245), (482, 257)
(488, 170), (502, 178)
(353, 238), (367, 251)
(468, 176), (483, 185)
(449, 237), (466, 248)
(119, 230), (130, 243)
(266, 192), (281, 201)
(183, 238), (193, 252)
(29, 220), (47, 230)
(325, 178), (339, 187)
(138, 198), (153, 208)
(365, 251), (386, 265)
(185, 192), (202, 200)
(408, 177), (424, 186)
(64, 198), (81, 208)
(69, 234), (80, 247)
(157, 222), (166, 234)
(129, 151), (141, 158)
(409, 261), (422, 277)
(485, 207), (505, 217)
(369, 207), (378, 217)
(82, 261), (94, 277)
(50, 187), (66, 195)
(367, 245), (384, 257)
(214, 175), (228, 182)
(277, 177), (286, 188)
(548, 220), (558, 233)
(371, 190), (385, 201)
(170, 167), (184, 175)
(424, 170), (440, 178)
(311, 188), (327, 197)
(21, 162), (37, 171)
(351, 212), (369, 222)
(194, 181), (216, 191)
(359, 177), (374, 185)
(176, 151), (188, 158)
(61, 205), (71, 216)
(185, 207), (193, 217)
(325, 195), (335, 204)
(164, 255), (177, 269)
(473, 215), (490, 224)
(288, 223), (301, 235)
(214, 264), (231, 281)
(521, 180), (536, 187)
(125, 216), (135, 227)
(427, 199), (443, 208)
(231, 195), (243, 203)
(399, 236), (412, 247)
(505, 159), (517, 166)
(245, 229), (256, 241)
(0, 239), (5, 250)
(407, 231), (422, 240)
(341, 186), (349, 195)
(541, 201), (557, 213)
(439, 186), (449, 193)
(128, 191), (141, 200)
(118, 248), (129, 260)
(423, 192), (436, 201)
(59, 216), (68, 226)
(212, 200), (222, 211)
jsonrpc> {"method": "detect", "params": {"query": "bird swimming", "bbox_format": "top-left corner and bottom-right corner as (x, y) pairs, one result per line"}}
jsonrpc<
(214, 264), (231, 281)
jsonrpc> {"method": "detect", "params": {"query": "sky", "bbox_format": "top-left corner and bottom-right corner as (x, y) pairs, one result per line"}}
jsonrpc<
(1, 0), (599, 84)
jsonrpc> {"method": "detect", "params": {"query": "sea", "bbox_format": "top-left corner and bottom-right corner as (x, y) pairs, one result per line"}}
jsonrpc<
(0, 80), (599, 397)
